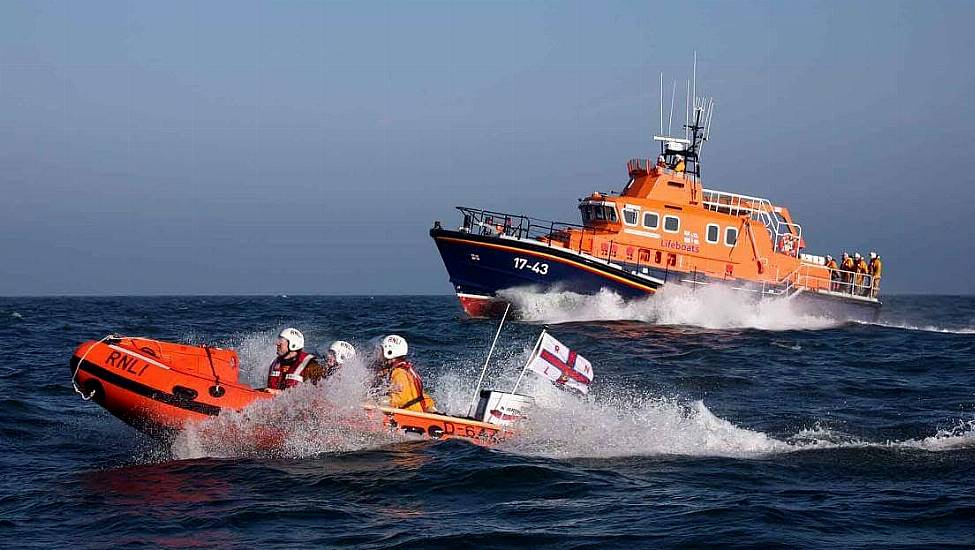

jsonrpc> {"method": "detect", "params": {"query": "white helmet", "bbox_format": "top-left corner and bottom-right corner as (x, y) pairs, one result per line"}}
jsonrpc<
(278, 328), (304, 351)
(328, 340), (356, 364)
(869, 251), (877, 259)
(380, 335), (408, 360)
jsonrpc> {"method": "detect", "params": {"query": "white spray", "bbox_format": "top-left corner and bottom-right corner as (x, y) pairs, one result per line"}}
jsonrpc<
(501, 285), (840, 331)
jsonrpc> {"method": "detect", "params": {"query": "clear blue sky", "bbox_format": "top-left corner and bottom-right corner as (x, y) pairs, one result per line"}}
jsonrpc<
(2, 1), (972, 295)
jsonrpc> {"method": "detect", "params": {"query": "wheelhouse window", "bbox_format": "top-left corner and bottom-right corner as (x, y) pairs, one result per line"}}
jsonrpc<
(706, 224), (719, 244)
(581, 203), (618, 223)
(663, 215), (680, 233)
(725, 227), (739, 246)
(622, 207), (639, 226)
(643, 212), (659, 229)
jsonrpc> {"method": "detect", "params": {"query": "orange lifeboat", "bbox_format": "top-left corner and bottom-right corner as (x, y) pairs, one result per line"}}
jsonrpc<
(70, 336), (271, 435)
(70, 336), (514, 446)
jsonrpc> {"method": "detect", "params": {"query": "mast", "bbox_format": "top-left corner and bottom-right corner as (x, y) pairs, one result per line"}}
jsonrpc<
(652, 54), (715, 183)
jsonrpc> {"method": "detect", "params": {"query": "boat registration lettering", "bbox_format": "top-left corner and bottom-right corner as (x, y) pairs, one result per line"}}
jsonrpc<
(661, 239), (700, 253)
(513, 257), (549, 275)
(104, 350), (151, 377)
(395, 418), (498, 441)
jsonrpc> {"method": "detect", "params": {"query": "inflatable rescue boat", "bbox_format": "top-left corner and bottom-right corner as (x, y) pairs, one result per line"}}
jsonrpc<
(70, 336), (527, 446)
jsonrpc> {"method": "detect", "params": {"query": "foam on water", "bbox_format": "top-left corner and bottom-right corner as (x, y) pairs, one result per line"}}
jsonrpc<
(498, 381), (975, 459)
(501, 285), (840, 331)
(170, 326), (973, 462)
(171, 358), (399, 460)
(170, 357), (975, 462)
(856, 321), (975, 335)
(227, 330), (279, 387)
(501, 381), (790, 458)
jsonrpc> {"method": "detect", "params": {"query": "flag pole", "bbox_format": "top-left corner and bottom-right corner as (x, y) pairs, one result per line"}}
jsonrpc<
(467, 302), (511, 418)
(510, 328), (546, 396)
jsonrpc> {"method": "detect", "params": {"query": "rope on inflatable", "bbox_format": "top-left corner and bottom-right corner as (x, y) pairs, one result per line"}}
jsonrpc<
(71, 334), (118, 400)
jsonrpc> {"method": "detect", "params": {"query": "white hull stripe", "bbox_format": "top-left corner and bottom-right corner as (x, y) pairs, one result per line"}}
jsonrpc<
(456, 292), (495, 301)
(108, 345), (171, 370)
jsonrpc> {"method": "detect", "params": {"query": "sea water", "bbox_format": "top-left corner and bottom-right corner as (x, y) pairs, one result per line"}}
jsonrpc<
(1, 293), (973, 547)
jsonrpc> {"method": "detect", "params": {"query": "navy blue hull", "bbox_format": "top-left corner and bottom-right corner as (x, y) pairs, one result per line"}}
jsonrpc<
(430, 228), (881, 321)
(431, 229), (660, 302)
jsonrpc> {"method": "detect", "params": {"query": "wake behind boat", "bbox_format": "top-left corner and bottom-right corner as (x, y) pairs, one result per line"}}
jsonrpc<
(430, 64), (882, 321)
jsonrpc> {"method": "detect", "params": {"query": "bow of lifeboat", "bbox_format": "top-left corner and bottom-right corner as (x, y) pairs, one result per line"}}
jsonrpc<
(70, 336), (270, 436)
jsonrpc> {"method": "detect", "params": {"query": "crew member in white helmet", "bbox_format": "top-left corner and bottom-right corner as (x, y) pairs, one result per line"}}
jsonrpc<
(322, 340), (356, 379)
(374, 335), (436, 413)
(265, 328), (323, 394)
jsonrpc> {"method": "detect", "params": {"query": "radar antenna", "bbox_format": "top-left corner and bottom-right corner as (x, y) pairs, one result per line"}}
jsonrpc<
(652, 53), (716, 182)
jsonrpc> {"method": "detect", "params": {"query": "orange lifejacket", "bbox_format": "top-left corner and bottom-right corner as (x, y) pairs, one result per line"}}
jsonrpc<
(388, 358), (436, 413)
(267, 351), (316, 390)
(869, 258), (883, 277)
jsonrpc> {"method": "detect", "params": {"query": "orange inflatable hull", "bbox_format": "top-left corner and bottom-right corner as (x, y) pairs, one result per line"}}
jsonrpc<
(70, 337), (271, 435)
(70, 337), (511, 446)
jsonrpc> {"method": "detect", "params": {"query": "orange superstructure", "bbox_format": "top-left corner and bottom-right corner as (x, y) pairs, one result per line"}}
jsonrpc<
(548, 160), (823, 293)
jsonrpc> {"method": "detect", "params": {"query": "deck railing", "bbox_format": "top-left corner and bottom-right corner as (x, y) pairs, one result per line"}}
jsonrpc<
(780, 262), (880, 299)
(702, 188), (803, 258)
(453, 206), (598, 257)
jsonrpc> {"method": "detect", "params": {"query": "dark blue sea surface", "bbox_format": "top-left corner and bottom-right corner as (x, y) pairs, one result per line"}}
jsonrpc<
(1, 293), (974, 548)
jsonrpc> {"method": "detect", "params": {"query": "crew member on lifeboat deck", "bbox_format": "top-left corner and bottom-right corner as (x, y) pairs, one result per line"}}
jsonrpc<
(854, 253), (870, 296)
(868, 252), (883, 298)
(840, 252), (855, 293)
(323, 340), (356, 379)
(825, 255), (839, 291)
(265, 328), (324, 394)
(375, 335), (437, 413)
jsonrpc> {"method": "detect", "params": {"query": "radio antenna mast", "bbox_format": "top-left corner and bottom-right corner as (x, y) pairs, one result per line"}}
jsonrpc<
(658, 72), (663, 136)
(668, 80), (677, 135)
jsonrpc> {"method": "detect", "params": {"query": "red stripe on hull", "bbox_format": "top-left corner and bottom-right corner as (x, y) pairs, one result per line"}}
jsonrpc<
(457, 294), (509, 318)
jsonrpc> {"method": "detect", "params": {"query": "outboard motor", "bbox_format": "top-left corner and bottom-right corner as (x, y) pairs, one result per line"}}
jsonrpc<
(474, 390), (534, 427)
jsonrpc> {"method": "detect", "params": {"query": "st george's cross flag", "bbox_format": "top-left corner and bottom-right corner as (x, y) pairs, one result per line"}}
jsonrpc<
(525, 332), (594, 394)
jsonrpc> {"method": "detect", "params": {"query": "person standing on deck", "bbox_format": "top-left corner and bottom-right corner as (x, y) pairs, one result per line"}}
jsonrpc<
(840, 253), (855, 293)
(868, 252), (883, 298)
(825, 255), (839, 291)
(854, 253), (870, 296)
